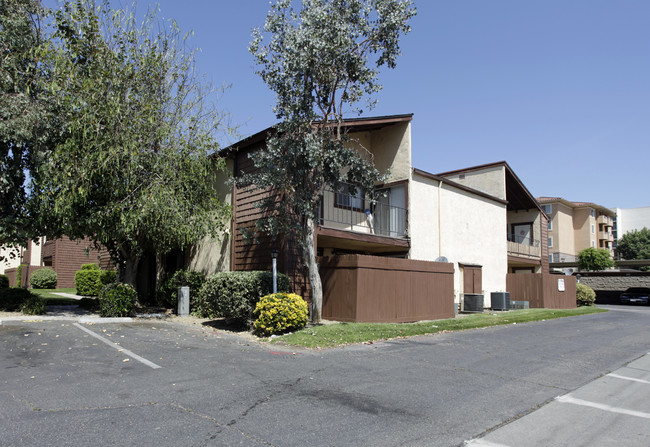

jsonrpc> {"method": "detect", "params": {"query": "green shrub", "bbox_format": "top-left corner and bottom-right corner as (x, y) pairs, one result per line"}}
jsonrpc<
(29, 268), (58, 289)
(20, 294), (46, 315)
(0, 288), (36, 311)
(576, 283), (596, 306)
(75, 270), (102, 296)
(99, 283), (136, 317)
(81, 263), (100, 270)
(0, 274), (9, 289)
(16, 264), (25, 287)
(196, 271), (291, 323)
(253, 292), (309, 336)
(156, 270), (206, 309)
(100, 270), (117, 285)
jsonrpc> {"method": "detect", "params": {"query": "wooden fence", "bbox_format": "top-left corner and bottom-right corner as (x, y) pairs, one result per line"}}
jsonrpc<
(320, 255), (455, 323)
(506, 273), (577, 309)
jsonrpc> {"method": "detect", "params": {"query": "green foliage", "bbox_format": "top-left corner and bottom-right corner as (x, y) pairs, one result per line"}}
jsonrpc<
(245, 0), (415, 322)
(81, 263), (100, 270)
(196, 271), (290, 323)
(75, 269), (101, 296)
(156, 270), (206, 309)
(29, 267), (58, 289)
(0, 274), (9, 289)
(16, 264), (25, 287)
(20, 293), (46, 315)
(253, 292), (309, 336)
(0, 287), (36, 311)
(617, 227), (650, 261)
(100, 270), (117, 285)
(0, 0), (55, 246)
(576, 283), (597, 307)
(99, 283), (136, 317)
(32, 0), (231, 286)
(578, 247), (615, 271)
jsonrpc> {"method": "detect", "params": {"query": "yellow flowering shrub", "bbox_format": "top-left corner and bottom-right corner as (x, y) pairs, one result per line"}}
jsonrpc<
(253, 292), (309, 336)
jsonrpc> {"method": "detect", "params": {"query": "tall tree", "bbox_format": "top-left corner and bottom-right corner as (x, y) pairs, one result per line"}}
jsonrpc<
(616, 227), (650, 261)
(246, 0), (416, 322)
(0, 0), (55, 256)
(35, 0), (231, 286)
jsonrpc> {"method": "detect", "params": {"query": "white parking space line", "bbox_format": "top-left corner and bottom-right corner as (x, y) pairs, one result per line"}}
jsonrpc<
(608, 373), (650, 385)
(465, 439), (511, 447)
(556, 394), (650, 419)
(73, 323), (161, 369)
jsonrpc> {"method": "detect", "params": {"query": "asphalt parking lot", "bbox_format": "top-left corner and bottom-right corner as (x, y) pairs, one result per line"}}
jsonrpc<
(1, 306), (650, 446)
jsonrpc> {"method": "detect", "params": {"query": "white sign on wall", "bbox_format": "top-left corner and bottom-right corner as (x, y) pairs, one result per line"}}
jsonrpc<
(558, 278), (565, 292)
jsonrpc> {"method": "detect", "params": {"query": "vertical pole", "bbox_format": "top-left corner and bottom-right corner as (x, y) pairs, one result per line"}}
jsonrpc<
(272, 257), (277, 294)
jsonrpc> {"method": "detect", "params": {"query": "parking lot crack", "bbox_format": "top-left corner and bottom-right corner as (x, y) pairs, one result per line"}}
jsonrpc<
(170, 402), (275, 446)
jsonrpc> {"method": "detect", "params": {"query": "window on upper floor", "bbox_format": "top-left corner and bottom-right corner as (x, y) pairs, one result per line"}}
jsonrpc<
(541, 204), (552, 214)
(548, 237), (553, 248)
(335, 183), (364, 212)
(591, 224), (595, 234)
(590, 208), (595, 217)
(548, 220), (552, 230)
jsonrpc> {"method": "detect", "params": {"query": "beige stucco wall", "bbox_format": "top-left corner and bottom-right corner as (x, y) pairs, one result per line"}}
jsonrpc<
(552, 202), (577, 258)
(573, 207), (596, 252)
(349, 122), (411, 184)
(185, 158), (233, 275)
(0, 239), (44, 274)
(442, 165), (506, 200)
(409, 173), (508, 307)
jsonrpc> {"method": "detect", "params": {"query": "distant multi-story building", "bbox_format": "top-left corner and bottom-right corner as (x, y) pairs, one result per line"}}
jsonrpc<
(613, 206), (650, 241)
(536, 197), (615, 263)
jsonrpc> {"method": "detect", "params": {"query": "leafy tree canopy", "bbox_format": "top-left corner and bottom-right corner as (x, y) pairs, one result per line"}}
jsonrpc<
(578, 247), (615, 271)
(616, 227), (650, 261)
(33, 0), (232, 284)
(245, 0), (416, 322)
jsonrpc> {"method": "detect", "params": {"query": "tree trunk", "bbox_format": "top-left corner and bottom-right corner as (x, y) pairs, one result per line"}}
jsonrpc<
(121, 255), (139, 288)
(303, 217), (323, 323)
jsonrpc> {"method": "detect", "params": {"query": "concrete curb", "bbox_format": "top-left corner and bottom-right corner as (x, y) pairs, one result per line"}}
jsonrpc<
(78, 317), (133, 324)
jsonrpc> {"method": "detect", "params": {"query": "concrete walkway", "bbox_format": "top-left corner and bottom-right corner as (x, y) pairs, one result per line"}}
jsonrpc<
(466, 352), (650, 447)
(51, 292), (84, 299)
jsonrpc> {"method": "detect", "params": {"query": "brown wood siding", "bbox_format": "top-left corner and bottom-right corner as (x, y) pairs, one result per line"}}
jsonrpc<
(320, 255), (455, 323)
(506, 273), (576, 309)
(463, 266), (482, 294)
(540, 214), (550, 274)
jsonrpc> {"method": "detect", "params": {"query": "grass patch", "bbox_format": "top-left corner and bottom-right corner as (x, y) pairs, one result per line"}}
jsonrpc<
(272, 307), (607, 349)
(29, 288), (77, 300)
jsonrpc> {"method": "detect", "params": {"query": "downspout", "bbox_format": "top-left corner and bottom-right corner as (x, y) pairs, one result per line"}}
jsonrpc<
(438, 179), (442, 256)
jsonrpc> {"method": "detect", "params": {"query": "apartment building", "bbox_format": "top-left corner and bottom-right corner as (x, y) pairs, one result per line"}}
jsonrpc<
(536, 197), (615, 263)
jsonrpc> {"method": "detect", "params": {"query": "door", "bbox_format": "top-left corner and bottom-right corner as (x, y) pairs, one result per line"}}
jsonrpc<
(463, 265), (482, 294)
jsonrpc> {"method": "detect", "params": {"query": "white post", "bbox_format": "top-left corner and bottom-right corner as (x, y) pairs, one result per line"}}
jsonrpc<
(178, 286), (189, 316)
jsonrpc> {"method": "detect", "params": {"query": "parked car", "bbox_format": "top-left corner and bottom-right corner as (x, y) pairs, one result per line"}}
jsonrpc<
(620, 287), (650, 305)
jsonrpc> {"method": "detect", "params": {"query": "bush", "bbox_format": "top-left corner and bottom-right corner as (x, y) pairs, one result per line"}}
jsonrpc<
(20, 294), (46, 315)
(196, 271), (291, 323)
(0, 274), (9, 289)
(576, 283), (596, 306)
(81, 263), (100, 270)
(99, 283), (136, 317)
(156, 270), (206, 310)
(78, 297), (100, 311)
(29, 268), (58, 289)
(0, 288), (37, 312)
(75, 266), (115, 297)
(16, 264), (25, 287)
(100, 270), (117, 285)
(253, 292), (309, 336)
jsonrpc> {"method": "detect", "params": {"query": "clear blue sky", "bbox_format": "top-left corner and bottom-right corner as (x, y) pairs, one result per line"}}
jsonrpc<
(53, 1), (650, 209)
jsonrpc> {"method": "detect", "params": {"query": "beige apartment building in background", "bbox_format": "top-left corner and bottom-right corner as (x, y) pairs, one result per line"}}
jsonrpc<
(536, 197), (615, 263)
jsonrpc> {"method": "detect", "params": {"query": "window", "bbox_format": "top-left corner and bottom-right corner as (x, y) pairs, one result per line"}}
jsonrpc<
(541, 204), (552, 214)
(549, 254), (553, 263)
(548, 220), (552, 230)
(591, 240), (595, 248)
(335, 183), (364, 212)
(590, 209), (595, 217)
(591, 224), (595, 234)
(548, 237), (553, 248)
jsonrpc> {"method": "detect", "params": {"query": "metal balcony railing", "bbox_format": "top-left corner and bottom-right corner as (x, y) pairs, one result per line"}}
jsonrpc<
(318, 188), (407, 238)
(507, 233), (541, 258)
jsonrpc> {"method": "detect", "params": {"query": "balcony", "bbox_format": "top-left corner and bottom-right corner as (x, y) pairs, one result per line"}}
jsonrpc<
(597, 214), (613, 226)
(598, 230), (614, 242)
(507, 234), (540, 258)
(318, 187), (407, 238)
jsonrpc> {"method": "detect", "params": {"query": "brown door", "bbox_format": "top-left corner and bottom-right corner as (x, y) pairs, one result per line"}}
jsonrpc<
(463, 266), (482, 294)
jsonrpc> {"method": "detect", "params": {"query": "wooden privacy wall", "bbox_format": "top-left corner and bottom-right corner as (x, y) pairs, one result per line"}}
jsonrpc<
(506, 273), (577, 309)
(320, 255), (455, 323)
